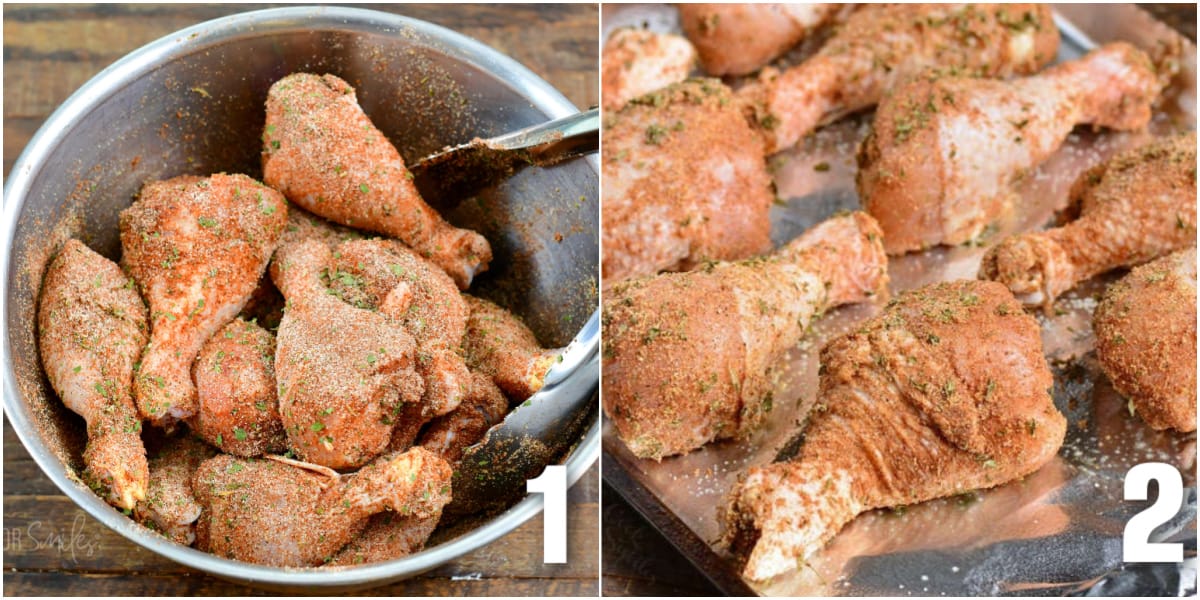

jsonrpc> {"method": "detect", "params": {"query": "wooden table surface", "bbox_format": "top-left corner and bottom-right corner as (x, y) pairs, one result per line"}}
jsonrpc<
(2, 3), (598, 596)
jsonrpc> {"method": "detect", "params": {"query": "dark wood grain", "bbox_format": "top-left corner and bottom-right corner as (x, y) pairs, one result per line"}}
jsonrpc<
(2, 3), (599, 177)
(2, 3), (598, 596)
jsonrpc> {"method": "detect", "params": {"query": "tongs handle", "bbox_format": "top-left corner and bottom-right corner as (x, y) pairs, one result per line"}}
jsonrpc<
(490, 106), (599, 165)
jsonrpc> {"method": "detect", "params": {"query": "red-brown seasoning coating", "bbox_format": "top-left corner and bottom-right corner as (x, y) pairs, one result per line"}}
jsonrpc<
(134, 434), (216, 545)
(602, 28), (696, 112)
(120, 173), (287, 429)
(327, 513), (440, 566)
(418, 372), (510, 465)
(330, 372), (509, 566)
(262, 73), (492, 289)
(602, 78), (772, 284)
(740, 4), (1060, 154)
(329, 238), (471, 418)
(981, 132), (1197, 307)
(1094, 248), (1197, 432)
(463, 294), (562, 402)
(270, 239), (424, 469)
(192, 318), (287, 456)
(193, 447), (452, 566)
(725, 280), (1066, 581)
(603, 212), (888, 459)
(858, 42), (1162, 254)
(38, 239), (149, 511)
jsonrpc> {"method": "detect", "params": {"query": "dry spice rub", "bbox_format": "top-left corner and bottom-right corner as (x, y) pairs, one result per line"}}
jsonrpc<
(37, 72), (564, 567)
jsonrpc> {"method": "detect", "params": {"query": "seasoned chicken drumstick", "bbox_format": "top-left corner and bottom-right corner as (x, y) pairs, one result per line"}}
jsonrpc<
(980, 133), (1197, 307)
(263, 73), (491, 289)
(463, 294), (563, 402)
(603, 79), (772, 283)
(604, 212), (888, 459)
(193, 447), (451, 566)
(1094, 248), (1197, 432)
(38, 239), (149, 511)
(330, 372), (509, 566)
(678, 3), (842, 76)
(121, 173), (287, 428)
(270, 239), (425, 469)
(725, 280), (1066, 581)
(326, 238), (471, 419)
(134, 434), (216, 545)
(741, 4), (1059, 154)
(859, 42), (1163, 254)
(191, 318), (286, 456)
(602, 28), (696, 112)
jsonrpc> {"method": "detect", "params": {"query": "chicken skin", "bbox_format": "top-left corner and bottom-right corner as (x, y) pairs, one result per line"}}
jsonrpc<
(134, 434), (216, 545)
(120, 173), (287, 428)
(327, 239), (471, 419)
(193, 447), (452, 567)
(262, 73), (491, 289)
(603, 79), (772, 283)
(980, 133), (1197, 307)
(281, 200), (365, 248)
(417, 372), (510, 465)
(678, 3), (842, 76)
(602, 28), (696, 112)
(463, 294), (562, 402)
(270, 239), (424, 469)
(191, 318), (286, 456)
(859, 43), (1163, 255)
(330, 373), (509, 566)
(724, 280), (1066, 581)
(38, 239), (149, 511)
(604, 212), (888, 459)
(1094, 248), (1197, 432)
(740, 4), (1059, 154)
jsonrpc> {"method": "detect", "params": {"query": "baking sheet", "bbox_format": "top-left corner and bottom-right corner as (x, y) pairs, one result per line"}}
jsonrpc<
(601, 4), (1198, 596)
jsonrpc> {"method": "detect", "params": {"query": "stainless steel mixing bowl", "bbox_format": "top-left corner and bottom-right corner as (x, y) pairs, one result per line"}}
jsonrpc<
(1, 6), (598, 592)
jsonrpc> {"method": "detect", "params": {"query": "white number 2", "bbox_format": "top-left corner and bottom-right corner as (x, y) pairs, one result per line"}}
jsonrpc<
(1123, 462), (1184, 563)
(527, 465), (567, 564)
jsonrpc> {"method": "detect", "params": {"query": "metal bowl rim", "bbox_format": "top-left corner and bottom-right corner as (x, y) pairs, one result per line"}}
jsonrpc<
(1, 5), (598, 587)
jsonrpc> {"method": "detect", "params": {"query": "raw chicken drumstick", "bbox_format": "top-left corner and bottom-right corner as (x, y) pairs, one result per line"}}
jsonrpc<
(329, 372), (509, 566)
(326, 238), (471, 419)
(191, 318), (286, 456)
(38, 239), (149, 511)
(602, 28), (696, 112)
(724, 280), (1066, 581)
(416, 372), (510, 463)
(262, 73), (491, 289)
(121, 173), (287, 428)
(980, 133), (1197, 307)
(859, 43), (1163, 254)
(134, 434), (216, 545)
(193, 447), (451, 566)
(678, 3), (842, 77)
(603, 79), (772, 283)
(270, 239), (425, 469)
(1094, 248), (1197, 432)
(463, 294), (563, 402)
(603, 212), (888, 459)
(741, 4), (1059, 154)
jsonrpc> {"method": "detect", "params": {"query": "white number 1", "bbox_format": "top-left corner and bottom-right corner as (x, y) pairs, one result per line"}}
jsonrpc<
(527, 465), (567, 563)
(1123, 462), (1184, 563)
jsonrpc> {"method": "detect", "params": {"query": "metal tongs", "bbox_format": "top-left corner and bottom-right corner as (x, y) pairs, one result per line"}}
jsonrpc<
(410, 107), (600, 206)
(447, 311), (599, 515)
(409, 109), (601, 513)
